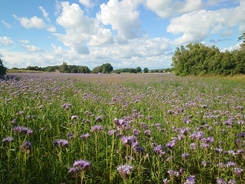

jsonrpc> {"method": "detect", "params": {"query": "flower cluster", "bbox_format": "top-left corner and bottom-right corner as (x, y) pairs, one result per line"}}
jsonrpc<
(69, 160), (91, 174)
(13, 126), (33, 135)
(54, 139), (69, 147)
(117, 164), (133, 179)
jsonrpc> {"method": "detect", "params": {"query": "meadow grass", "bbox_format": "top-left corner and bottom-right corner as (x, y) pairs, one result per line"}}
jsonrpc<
(0, 73), (245, 184)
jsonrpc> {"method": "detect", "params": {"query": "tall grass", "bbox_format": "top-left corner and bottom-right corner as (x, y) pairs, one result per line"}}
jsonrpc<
(0, 73), (244, 184)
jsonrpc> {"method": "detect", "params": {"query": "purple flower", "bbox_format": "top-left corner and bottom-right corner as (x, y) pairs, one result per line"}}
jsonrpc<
(91, 125), (103, 132)
(226, 161), (236, 167)
(144, 130), (151, 136)
(216, 178), (226, 184)
(13, 126), (33, 135)
(133, 146), (145, 154)
(234, 167), (243, 177)
(21, 141), (32, 151)
(190, 143), (196, 150)
(153, 145), (165, 156)
(71, 115), (78, 120)
(62, 103), (72, 110)
(121, 136), (138, 147)
(117, 164), (133, 179)
(163, 178), (170, 183)
(133, 129), (140, 136)
(166, 140), (177, 149)
(80, 133), (90, 140)
(69, 160), (91, 174)
(108, 129), (117, 136)
(2, 136), (14, 143)
(167, 170), (179, 177)
(182, 153), (190, 160)
(95, 115), (103, 122)
(67, 132), (74, 139)
(184, 175), (195, 184)
(54, 139), (69, 147)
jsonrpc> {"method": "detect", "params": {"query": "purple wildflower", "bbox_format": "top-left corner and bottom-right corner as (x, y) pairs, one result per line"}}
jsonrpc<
(95, 115), (103, 122)
(121, 136), (138, 147)
(234, 168), (243, 177)
(190, 143), (196, 150)
(21, 141), (32, 152)
(153, 145), (165, 156)
(167, 170), (179, 177)
(216, 178), (226, 184)
(71, 115), (78, 120)
(228, 179), (236, 184)
(184, 175), (195, 184)
(117, 164), (133, 179)
(163, 178), (170, 183)
(108, 129), (117, 136)
(80, 133), (90, 140)
(144, 130), (151, 136)
(54, 139), (69, 147)
(69, 160), (91, 174)
(2, 136), (14, 143)
(182, 153), (190, 160)
(133, 129), (140, 136)
(166, 140), (177, 149)
(90, 125), (103, 132)
(133, 146), (145, 154)
(62, 103), (72, 110)
(67, 132), (74, 139)
(13, 126), (33, 135)
(226, 161), (236, 167)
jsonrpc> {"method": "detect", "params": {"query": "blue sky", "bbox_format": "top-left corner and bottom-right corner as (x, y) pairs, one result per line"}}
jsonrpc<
(0, 0), (244, 70)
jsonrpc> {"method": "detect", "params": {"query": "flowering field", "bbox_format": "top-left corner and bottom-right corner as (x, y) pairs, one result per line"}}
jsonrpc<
(0, 73), (245, 184)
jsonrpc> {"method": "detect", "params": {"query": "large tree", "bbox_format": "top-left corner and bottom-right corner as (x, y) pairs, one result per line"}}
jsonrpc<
(238, 32), (245, 51)
(0, 58), (7, 76)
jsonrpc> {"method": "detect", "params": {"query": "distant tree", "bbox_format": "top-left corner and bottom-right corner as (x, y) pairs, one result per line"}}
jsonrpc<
(59, 62), (69, 73)
(92, 66), (102, 73)
(136, 67), (142, 73)
(238, 32), (245, 51)
(143, 67), (149, 73)
(101, 63), (113, 73)
(0, 58), (7, 76)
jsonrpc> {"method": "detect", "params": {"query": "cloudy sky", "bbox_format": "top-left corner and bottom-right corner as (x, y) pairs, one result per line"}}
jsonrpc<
(0, 0), (244, 70)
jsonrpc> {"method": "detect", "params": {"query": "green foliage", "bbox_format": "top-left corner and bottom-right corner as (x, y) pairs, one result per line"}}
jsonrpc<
(143, 67), (149, 73)
(92, 63), (113, 74)
(136, 67), (142, 73)
(172, 42), (245, 76)
(0, 58), (7, 76)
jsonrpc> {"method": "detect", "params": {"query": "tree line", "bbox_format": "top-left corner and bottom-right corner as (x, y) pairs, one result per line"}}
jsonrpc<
(171, 32), (245, 76)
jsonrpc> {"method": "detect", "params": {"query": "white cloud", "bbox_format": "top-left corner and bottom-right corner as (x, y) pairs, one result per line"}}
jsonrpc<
(2, 20), (12, 28)
(97, 0), (142, 39)
(22, 44), (43, 52)
(55, 2), (113, 53)
(167, 2), (245, 45)
(14, 15), (46, 29)
(79, 0), (96, 8)
(0, 36), (14, 46)
(39, 6), (51, 22)
(19, 39), (29, 44)
(144, 0), (203, 19)
(222, 43), (241, 52)
(221, 29), (233, 36)
(46, 25), (56, 32)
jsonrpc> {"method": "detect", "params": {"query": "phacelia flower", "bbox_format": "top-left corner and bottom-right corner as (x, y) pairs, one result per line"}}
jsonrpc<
(13, 126), (33, 135)
(80, 133), (90, 140)
(117, 164), (133, 179)
(69, 160), (91, 174)
(62, 103), (72, 110)
(184, 175), (195, 184)
(2, 136), (14, 143)
(121, 136), (138, 147)
(21, 141), (32, 152)
(90, 125), (103, 132)
(54, 139), (69, 147)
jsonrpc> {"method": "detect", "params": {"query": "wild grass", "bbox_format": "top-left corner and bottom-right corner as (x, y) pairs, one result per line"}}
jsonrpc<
(0, 73), (244, 184)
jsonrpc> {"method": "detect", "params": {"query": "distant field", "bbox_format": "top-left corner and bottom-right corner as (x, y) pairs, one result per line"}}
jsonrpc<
(1, 73), (245, 184)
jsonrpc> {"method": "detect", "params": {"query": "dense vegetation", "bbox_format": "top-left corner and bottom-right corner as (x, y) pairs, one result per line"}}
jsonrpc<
(0, 73), (244, 184)
(0, 58), (7, 76)
(172, 33), (245, 76)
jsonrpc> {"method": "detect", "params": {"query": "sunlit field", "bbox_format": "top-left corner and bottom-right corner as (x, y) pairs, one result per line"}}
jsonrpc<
(0, 73), (245, 184)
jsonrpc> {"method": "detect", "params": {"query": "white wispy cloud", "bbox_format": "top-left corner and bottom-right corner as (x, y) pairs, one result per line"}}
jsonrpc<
(79, 0), (96, 8)
(2, 20), (12, 28)
(39, 6), (51, 22)
(0, 36), (14, 46)
(19, 39), (29, 44)
(13, 15), (46, 29)
(22, 44), (43, 52)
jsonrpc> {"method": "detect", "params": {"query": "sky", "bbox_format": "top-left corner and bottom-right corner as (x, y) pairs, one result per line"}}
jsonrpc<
(0, 0), (245, 70)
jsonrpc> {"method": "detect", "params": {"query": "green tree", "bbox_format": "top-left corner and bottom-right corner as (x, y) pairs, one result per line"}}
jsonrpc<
(59, 62), (69, 73)
(238, 32), (245, 51)
(0, 58), (7, 76)
(92, 66), (102, 73)
(101, 63), (113, 73)
(136, 67), (142, 73)
(143, 67), (149, 73)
